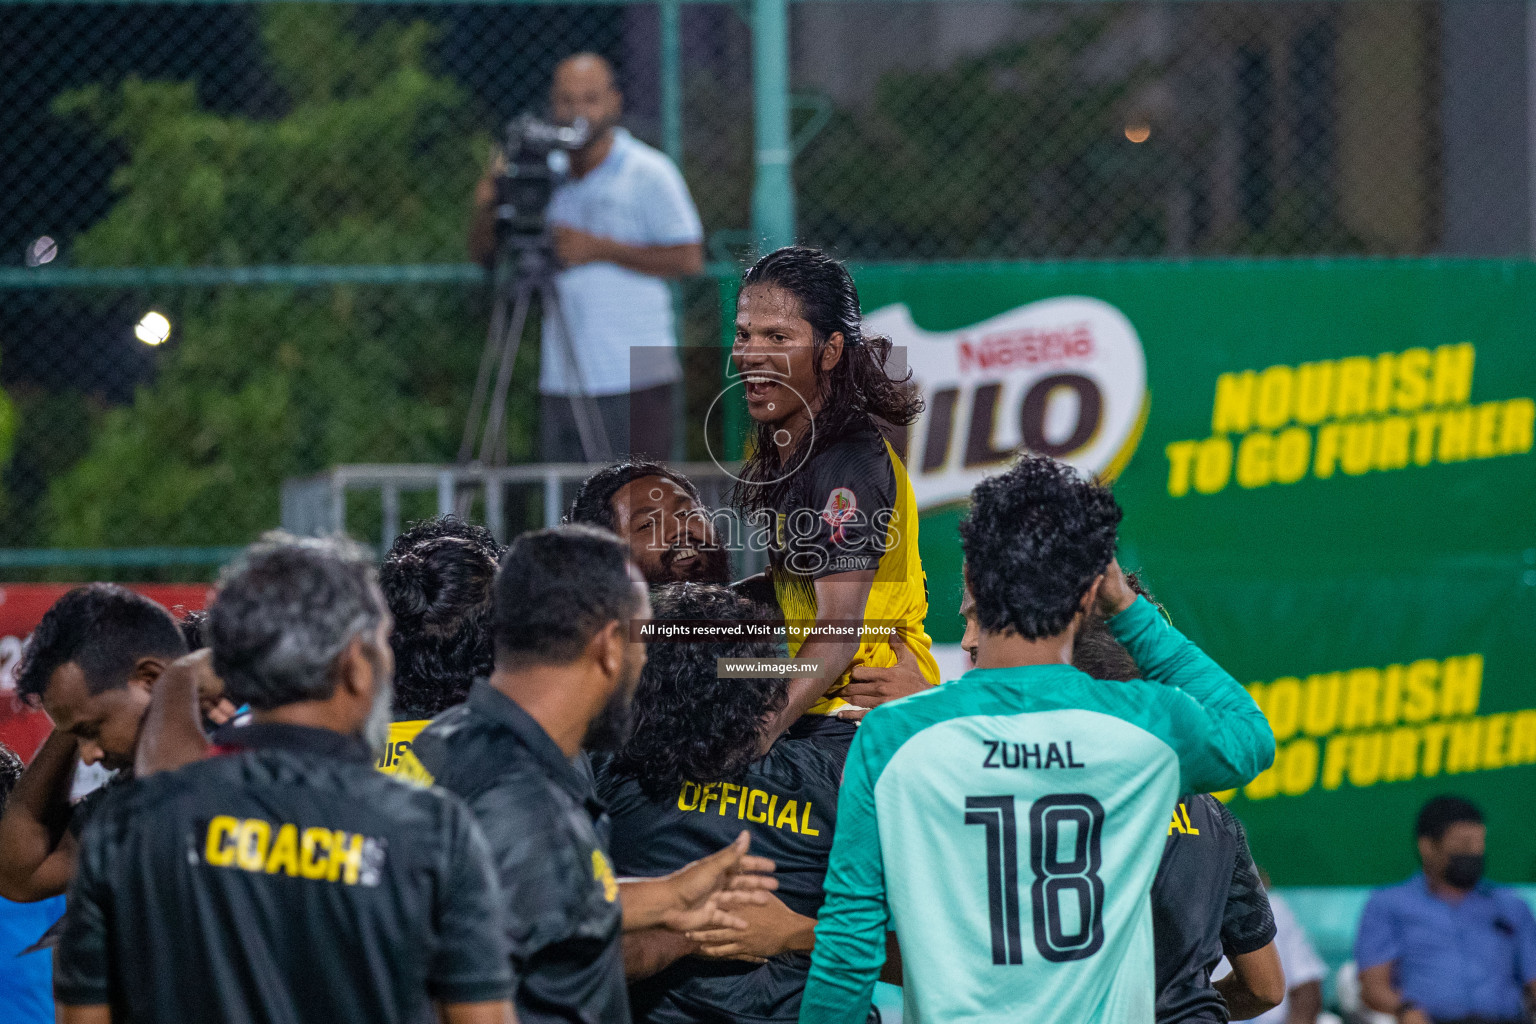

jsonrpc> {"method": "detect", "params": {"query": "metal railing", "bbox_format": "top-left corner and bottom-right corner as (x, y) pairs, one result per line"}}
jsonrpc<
(281, 459), (743, 544)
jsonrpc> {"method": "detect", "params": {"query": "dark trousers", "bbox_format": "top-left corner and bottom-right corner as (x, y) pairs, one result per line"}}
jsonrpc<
(540, 382), (676, 463)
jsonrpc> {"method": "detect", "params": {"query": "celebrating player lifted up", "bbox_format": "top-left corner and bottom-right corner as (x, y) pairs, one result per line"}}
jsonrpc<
(732, 246), (939, 741)
(801, 455), (1275, 1024)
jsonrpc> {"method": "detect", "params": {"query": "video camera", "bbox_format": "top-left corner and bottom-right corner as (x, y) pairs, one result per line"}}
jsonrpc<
(494, 114), (592, 248)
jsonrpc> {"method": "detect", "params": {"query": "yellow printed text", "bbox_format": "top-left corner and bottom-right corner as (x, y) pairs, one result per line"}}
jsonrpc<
(677, 781), (821, 836)
(1237, 652), (1536, 801)
(203, 816), (382, 886)
(1165, 344), (1534, 496)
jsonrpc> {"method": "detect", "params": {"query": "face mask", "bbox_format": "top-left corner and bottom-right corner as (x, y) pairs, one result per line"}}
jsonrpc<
(1444, 853), (1485, 890)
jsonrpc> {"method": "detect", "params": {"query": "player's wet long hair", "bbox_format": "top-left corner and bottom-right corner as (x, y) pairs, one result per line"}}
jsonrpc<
(605, 583), (787, 800)
(732, 246), (924, 520)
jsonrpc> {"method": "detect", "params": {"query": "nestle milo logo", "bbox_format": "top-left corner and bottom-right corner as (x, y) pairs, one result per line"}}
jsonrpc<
(866, 296), (1148, 510)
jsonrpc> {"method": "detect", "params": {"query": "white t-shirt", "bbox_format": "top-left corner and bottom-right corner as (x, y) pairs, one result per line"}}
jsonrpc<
(542, 128), (703, 396)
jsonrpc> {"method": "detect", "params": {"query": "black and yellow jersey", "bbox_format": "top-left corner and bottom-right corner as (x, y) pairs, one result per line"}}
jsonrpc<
(769, 422), (939, 713)
(376, 718), (433, 784)
(597, 716), (861, 1024)
(1152, 794), (1277, 1024)
(53, 723), (513, 1022)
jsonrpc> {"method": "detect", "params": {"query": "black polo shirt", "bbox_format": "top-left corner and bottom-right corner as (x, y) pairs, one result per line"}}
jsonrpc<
(53, 722), (513, 1023)
(597, 715), (856, 1024)
(1152, 794), (1277, 1024)
(414, 679), (629, 1024)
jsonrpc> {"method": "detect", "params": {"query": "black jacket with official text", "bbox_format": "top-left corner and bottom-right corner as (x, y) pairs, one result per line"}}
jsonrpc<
(1152, 793), (1277, 1024)
(597, 715), (856, 1024)
(53, 722), (513, 1024)
(413, 679), (630, 1024)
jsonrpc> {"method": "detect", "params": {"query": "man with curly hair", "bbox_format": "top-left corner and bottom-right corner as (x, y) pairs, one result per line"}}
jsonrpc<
(801, 454), (1275, 1024)
(373, 515), (506, 781)
(570, 457), (932, 729)
(568, 462), (731, 587)
(380, 514), (506, 721)
(597, 583), (865, 1022)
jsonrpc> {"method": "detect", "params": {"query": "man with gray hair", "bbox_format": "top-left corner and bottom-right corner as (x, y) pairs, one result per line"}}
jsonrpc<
(52, 534), (518, 1024)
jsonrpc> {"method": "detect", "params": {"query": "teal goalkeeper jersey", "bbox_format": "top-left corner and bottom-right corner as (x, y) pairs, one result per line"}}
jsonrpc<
(800, 597), (1275, 1024)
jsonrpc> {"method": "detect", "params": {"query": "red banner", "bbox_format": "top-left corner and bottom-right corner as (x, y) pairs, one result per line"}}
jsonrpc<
(0, 584), (212, 761)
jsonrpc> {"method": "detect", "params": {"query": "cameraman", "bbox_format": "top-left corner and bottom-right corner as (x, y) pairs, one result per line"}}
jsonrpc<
(470, 53), (704, 462)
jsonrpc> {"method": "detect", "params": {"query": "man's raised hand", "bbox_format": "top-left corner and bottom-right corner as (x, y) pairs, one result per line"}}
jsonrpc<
(1094, 557), (1138, 620)
(176, 649), (238, 725)
(656, 831), (778, 933)
(836, 634), (932, 722)
(688, 890), (816, 962)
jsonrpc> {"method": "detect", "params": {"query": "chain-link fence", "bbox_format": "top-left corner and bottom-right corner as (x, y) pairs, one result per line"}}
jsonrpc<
(794, 2), (1450, 258)
(0, 0), (1529, 568)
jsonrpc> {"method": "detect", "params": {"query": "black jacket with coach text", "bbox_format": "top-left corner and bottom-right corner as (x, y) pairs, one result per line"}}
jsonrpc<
(414, 679), (630, 1024)
(1152, 794), (1277, 1024)
(597, 716), (858, 1024)
(53, 722), (513, 1024)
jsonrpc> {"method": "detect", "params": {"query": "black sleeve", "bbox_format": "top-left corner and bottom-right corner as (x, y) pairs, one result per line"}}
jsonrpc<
(427, 798), (517, 1005)
(53, 816), (112, 1006)
(67, 771), (125, 839)
(1216, 800), (1277, 957)
(590, 758), (640, 820)
(470, 779), (586, 970)
(780, 437), (896, 581)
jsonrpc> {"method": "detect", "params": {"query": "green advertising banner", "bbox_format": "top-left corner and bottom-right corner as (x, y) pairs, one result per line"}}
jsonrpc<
(847, 259), (1536, 887)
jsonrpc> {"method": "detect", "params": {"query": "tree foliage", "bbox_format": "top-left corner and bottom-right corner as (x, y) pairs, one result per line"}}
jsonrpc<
(47, 8), (510, 547)
(795, 12), (1362, 259)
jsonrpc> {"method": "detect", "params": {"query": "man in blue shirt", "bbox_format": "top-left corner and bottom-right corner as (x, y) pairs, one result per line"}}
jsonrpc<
(1357, 795), (1536, 1024)
(470, 53), (704, 462)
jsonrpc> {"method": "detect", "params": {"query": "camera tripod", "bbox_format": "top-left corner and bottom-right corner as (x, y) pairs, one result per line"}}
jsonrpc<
(458, 239), (611, 470)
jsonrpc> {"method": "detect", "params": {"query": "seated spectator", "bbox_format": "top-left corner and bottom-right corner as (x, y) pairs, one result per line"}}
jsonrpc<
(1356, 795), (1536, 1024)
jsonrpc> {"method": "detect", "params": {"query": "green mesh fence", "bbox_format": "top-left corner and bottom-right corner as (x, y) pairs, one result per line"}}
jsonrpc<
(0, 0), (1524, 566)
